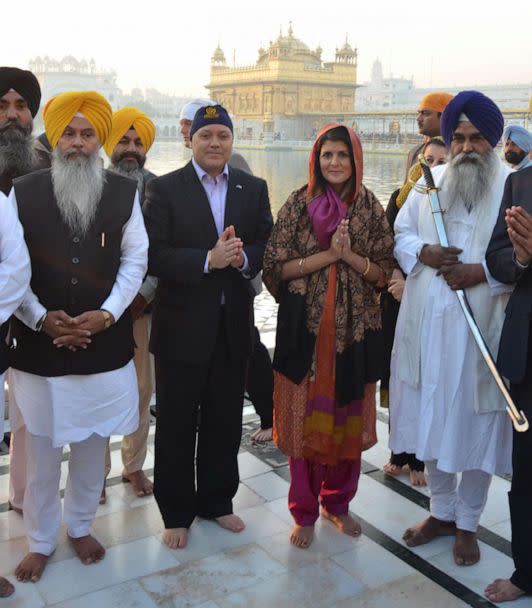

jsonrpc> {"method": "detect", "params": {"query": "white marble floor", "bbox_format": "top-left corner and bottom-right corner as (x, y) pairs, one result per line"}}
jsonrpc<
(0, 292), (530, 607)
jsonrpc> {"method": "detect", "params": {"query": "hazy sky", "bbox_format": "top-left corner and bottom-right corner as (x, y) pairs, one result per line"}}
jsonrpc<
(4, 0), (531, 96)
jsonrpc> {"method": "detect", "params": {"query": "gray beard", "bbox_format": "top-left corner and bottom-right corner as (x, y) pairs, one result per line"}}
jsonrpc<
(0, 129), (37, 178)
(108, 163), (144, 192)
(442, 148), (498, 212)
(51, 148), (104, 236)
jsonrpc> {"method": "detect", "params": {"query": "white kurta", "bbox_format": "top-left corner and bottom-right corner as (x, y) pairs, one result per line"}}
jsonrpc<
(8, 190), (148, 448)
(389, 162), (513, 476)
(0, 191), (31, 439)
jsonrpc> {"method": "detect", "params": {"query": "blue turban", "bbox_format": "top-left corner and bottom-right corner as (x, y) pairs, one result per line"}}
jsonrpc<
(190, 105), (233, 140)
(440, 90), (504, 148)
(502, 125), (532, 154)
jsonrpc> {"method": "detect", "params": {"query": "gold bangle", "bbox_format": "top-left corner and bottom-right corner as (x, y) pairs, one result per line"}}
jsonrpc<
(362, 257), (371, 276)
(298, 257), (306, 275)
(207, 249), (213, 272)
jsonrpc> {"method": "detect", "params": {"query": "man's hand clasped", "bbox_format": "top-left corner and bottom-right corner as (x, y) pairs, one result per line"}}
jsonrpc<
(506, 205), (532, 266)
(43, 309), (115, 351)
(419, 244), (485, 290)
(209, 225), (245, 270)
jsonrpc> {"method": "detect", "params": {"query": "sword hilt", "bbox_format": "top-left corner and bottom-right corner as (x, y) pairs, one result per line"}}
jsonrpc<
(418, 153), (437, 190)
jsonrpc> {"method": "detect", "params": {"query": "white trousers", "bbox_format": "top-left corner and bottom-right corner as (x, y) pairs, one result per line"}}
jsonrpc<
(9, 423), (25, 510)
(426, 460), (492, 532)
(23, 432), (106, 555)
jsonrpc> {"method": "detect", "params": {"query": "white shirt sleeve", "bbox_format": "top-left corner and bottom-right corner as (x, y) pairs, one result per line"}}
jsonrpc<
(101, 192), (148, 320)
(393, 189), (426, 275)
(482, 260), (514, 295)
(0, 190), (32, 324)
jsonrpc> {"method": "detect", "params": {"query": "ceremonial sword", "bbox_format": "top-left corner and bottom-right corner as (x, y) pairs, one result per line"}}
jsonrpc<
(417, 154), (529, 432)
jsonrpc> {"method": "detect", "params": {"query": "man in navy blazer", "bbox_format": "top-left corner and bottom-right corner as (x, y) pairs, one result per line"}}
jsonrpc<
(143, 105), (272, 550)
(485, 165), (532, 602)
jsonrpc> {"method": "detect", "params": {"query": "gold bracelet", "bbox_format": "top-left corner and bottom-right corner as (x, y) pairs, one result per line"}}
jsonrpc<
(101, 309), (113, 329)
(362, 257), (371, 276)
(207, 250), (213, 272)
(298, 257), (306, 275)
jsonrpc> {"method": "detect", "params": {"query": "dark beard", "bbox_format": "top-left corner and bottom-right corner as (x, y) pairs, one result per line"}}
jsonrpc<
(505, 149), (526, 166)
(0, 119), (36, 178)
(109, 151), (146, 191)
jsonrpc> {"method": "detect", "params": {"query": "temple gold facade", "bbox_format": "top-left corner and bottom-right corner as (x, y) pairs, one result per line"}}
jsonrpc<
(206, 25), (358, 140)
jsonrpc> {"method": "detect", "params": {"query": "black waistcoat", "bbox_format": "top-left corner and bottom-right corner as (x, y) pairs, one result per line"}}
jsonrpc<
(10, 168), (136, 376)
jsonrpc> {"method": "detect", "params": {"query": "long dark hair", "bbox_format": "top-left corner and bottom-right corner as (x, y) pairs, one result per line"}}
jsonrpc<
(312, 126), (356, 201)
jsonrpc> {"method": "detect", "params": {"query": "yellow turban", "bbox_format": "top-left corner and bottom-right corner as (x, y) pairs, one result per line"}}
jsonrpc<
(418, 92), (454, 113)
(43, 91), (112, 149)
(104, 107), (156, 157)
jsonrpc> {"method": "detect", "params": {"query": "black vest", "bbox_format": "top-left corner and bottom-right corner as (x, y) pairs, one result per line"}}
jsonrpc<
(10, 169), (137, 376)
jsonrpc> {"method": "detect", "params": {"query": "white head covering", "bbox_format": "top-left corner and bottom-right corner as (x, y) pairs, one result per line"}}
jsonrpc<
(179, 98), (217, 121)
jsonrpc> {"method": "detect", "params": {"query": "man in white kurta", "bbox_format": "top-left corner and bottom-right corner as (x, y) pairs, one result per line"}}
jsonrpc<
(8, 91), (148, 584)
(390, 90), (513, 566)
(0, 190), (31, 598)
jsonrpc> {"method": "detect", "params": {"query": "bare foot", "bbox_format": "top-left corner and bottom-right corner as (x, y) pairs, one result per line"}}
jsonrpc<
(68, 534), (105, 565)
(162, 528), (188, 549)
(383, 461), (403, 476)
(15, 552), (49, 582)
(0, 576), (14, 597)
(321, 509), (361, 537)
(250, 427), (273, 442)
(485, 578), (526, 603)
(403, 516), (456, 547)
(99, 485), (106, 505)
(409, 469), (427, 487)
(290, 524), (314, 549)
(8, 501), (23, 515)
(122, 470), (154, 497)
(453, 529), (480, 566)
(215, 514), (245, 533)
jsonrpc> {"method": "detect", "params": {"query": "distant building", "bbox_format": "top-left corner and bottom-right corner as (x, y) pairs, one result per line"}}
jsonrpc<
(207, 23), (359, 140)
(358, 59), (532, 111)
(29, 56), (122, 113)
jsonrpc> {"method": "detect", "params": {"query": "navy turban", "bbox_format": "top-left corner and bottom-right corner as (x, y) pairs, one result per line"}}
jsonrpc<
(440, 90), (504, 148)
(0, 67), (41, 118)
(190, 105), (233, 140)
(503, 125), (532, 154)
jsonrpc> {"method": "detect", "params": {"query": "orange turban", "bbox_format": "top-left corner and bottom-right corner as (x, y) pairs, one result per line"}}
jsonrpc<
(43, 91), (112, 149)
(104, 107), (156, 157)
(418, 92), (454, 113)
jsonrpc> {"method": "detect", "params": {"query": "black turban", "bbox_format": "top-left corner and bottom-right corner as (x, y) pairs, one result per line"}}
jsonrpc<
(0, 67), (41, 118)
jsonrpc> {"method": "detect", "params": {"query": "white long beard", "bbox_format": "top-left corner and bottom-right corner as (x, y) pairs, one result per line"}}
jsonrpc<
(51, 148), (104, 235)
(442, 148), (498, 212)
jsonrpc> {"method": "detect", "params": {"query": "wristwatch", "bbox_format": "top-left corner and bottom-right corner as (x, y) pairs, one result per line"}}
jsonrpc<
(101, 309), (113, 329)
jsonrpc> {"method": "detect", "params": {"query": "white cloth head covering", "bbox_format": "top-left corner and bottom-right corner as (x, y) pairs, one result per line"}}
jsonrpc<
(179, 98), (217, 121)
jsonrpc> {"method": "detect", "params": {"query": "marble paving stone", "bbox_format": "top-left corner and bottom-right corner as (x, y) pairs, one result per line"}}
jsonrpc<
(266, 560), (365, 608)
(242, 471), (289, 501)
(331, 535), (417, 589)
(0, 535), (27, 576)
(140, 544), (285, 607)
(50, 580), (158, 608)
(215, 577), (299, 608)
(429, 540), (518, 600)
(0, 510), (25, 542)
(262, 497), (292, 525)
(333, 573), (470, 608)
(154, 505), (290, 564)
(35, 536), (179, 605)
(92, 503), (165, 548)
(489, 519), (511, 539)
(0, 576), (46, 608)
(232, 483), (264, 511)
(237, 452), (272, 480)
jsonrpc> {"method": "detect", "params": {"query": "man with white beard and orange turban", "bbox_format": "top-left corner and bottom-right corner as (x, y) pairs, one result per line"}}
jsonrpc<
(390, 91), (513, 567)
(101, 107), (157, 501)
(7, 91), (148, 583)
